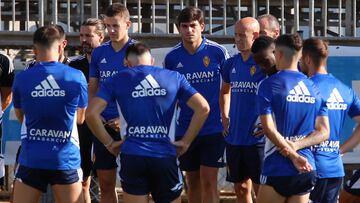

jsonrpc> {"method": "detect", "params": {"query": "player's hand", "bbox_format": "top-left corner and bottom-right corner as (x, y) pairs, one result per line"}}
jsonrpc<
(172, 140), (190, 157)
(106, 140), (124, 156)
(222, 116), (230, 136)
(105, 118), (120, 132)
(289, 154), (312, 173)
(253, 123), (265, 137)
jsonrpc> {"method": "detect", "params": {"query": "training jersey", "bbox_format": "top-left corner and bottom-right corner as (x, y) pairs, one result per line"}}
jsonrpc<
(90, 39), (136, 120)
(96, 65), (197, 158)
(310, 73), (360, 178)
(221, 54), (266, 146)
(257, 70), (327, 176)
(0, 52), (14, 122)
(25, 57), (71, 69)
(163, 37), (229, 137)
(12, 61), (88, 170)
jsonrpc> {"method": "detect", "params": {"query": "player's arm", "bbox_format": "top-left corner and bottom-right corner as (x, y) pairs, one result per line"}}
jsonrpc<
(77, 108), (86, 124)
(340, 116), (360, 154)
(260, 114), (312, 172)
(173, 93), (210, 156)
(86, 97), (122, 156)
(14, 108), (24, 123)
(219, 81), (231, 135)
(286, 115), (330, 151)
(1, 87), (12, 111)
(88, 77), (99, 101)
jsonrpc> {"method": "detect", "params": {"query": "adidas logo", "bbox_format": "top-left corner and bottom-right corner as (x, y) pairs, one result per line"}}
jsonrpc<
(131, 74), (167, 98)
(176, 62), (183, 68)
(31, 75), (65, 97)
(286, 81), (315, 104)
(326, 88), (347, 110)
(232, 68), (236, 73)
(100, 58), (107, 63)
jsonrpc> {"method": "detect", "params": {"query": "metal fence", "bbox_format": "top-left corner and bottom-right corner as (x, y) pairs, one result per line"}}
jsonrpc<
(0, 0), (359, 38)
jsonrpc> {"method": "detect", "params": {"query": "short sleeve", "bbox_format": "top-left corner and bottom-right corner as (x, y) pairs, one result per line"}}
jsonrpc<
(96, 77), (115, 103)
(256, 80), (272, 115)
(218, 45), (230, 71)
(177, 73), (197, 103)
(348, 89), (360, 118)
(77, 72), (88, 108)
(0, 53), (14, 87)
(220, 58), (233, 83)
(11, 73), (21, 109)
(163, 53), (172, 70)
(317, 98), (328, 116)
(89, 49), (99, 78)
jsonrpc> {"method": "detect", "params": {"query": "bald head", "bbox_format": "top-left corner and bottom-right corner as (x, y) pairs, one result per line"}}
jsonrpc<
(258, 14), (280, 38)
(235, 17), (260, 33)
(234, 17), (260, 52)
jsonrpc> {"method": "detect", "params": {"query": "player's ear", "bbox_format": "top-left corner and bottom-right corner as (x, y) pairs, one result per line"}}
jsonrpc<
(151, 57), (155, 65)
(126, 20), (132, 30)
(200, 22), (205, 32)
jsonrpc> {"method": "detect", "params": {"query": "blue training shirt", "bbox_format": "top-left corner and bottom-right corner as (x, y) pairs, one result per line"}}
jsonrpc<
(310, 73), (360, 178)
(96, 65), (197, 158)
(163, 37), (229, 137)
(89, 39), (136, 120)
(257, 70), (327, 176)
(12, 61), (88, 170)
(221, 54), (266, 146)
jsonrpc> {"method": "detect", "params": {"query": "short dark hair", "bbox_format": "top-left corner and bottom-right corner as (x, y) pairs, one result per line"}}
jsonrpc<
(275, 34), (302, 52)
(82, 18), (105, 36)
(302, 38), (329, 67)
(105, 3), (130, 19)
(125, 42), (151, 59)
(33, 25), (62, 48)
(55, 24), (65, 40)
(251, 36), (275, 54)
(177, 7), (204, 26)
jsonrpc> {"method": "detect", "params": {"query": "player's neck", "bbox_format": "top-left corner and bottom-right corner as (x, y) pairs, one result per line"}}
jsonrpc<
(278, 61), (298, 71)
(182, 38), (203, 55)
(240, 51), (252, 61)
(111, 36), (129, 52)
(36, 53), (59, 62)
(310, 66), (328, 76)
(58, 54), (65, 63)
(86, 53), (91, 63)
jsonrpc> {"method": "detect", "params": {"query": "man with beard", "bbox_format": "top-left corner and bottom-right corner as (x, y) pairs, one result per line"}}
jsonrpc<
(68, 18), (105, 203)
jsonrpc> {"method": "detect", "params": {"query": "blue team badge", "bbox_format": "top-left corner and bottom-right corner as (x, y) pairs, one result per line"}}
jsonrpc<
(250, 65), (256, 76)
(203, 56), (210, 67)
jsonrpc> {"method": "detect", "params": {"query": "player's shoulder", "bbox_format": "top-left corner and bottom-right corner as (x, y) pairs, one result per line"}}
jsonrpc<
(205, 39), (227, 52)
(165, 42), (182, 58)
(0, 51), (11, 62)
(68, 55), (86, 63)
(93, 41), (111, 52)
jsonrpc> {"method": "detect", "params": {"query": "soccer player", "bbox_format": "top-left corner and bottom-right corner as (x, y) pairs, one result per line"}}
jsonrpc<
(12, 25), (87, 203)
(296, 38), (360, 203)
(86, 42), (209, 203)
(256, 34), (330, 203)
(251, 36), (277, 76)
(0, 51), (14, 118)
(163, 7), (229, 203)
(219, 17), (264, 202)
(257, 14), (280, 39)
(88, 3), (135, 203)
(69, 18), (105, 203)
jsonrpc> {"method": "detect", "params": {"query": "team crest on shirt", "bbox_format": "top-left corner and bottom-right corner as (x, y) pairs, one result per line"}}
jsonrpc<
(250, 65), (256, 76)
(203, 56), (210, 67)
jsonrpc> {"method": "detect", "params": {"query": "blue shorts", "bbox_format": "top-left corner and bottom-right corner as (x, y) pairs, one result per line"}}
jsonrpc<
(176, 133), (225, 171)
(119, 154), (183, 203)
(260, 171), (317, 197)
(310, 177), (342, 203)
(344, 169), (360, 196)
(226, 144), (264, 184)
(93, 126), (121, 170)
(15, 165), (82, 193)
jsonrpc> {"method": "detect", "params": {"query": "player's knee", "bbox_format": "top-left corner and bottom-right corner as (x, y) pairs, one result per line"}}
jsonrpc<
(235, 181), (252, 194)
